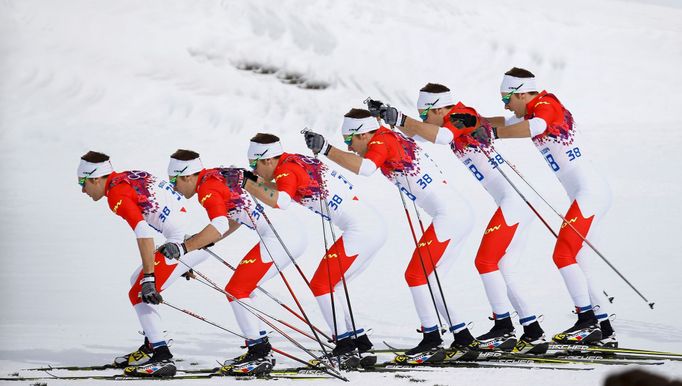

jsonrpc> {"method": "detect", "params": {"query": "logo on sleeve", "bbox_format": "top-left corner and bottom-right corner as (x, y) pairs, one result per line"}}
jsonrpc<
(200, 193), (212, 206)
(113, 199), (123, 213)
(369, 141), (384, 145)
(275, 173), (289, 181)
(535, 101), (550, 108)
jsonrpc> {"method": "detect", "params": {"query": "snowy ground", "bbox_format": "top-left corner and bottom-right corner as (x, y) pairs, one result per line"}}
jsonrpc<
(1, 0), (682, 384)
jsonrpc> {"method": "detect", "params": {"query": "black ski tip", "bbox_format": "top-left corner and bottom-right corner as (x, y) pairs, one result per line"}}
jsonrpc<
(649, 302), (655, 309)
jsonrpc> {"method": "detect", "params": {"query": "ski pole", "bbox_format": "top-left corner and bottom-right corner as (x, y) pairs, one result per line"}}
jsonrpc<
(489, 148), (655, 309)
(203, 246), (333, 342)
(161, 301), (340, 377)
(402, 175), (457, 338)
(188, 272), (333, 349)
(174, 259), (346, 380)
(241, 204), (335, 365)
(318, 199), (340, 346)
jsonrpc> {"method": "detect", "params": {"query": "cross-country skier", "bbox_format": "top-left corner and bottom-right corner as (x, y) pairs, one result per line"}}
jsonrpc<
(360, 84), (549, 354)
(243, 134), (386, 368)
(159, 149), (306, 375)
(303, 111), (477, 363)
(483, 67), (616, 347)
(77, 151), (211, 377)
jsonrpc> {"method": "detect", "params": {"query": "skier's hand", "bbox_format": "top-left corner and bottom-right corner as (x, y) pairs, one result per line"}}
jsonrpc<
(158, 242), (186, 260)
(365, 98), (386, 118)
(450, 113), (477, 129)
(181, 269), (195, 281)
(381, 105), (406, 127)
(241, 169), (258, 188)
(140, 273), (163, 304)
(470, 126), (492, 145)
(304, 131), (330, 156)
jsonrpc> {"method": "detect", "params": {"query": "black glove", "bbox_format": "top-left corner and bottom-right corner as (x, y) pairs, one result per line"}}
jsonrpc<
(181, 269), (195, 281)
(365, 98), (386, 118)
(158, 242), (186, 260)
(380, 105), (406, 127)
(449, 113), (477, 129)
(470, 126), (491, 145)
(241, 169), (258, 188)
(140, 273), (163, 304)
(303, 131), (330, 156)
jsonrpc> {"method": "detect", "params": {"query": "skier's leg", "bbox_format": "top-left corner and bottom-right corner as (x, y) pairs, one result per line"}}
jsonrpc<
(224, 244), (274, 342)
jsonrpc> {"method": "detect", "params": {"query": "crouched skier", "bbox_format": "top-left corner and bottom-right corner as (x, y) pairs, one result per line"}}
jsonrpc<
(77, 151), (210, 377)
(244, 134), (387, 369)
(158, 150), (306, 375)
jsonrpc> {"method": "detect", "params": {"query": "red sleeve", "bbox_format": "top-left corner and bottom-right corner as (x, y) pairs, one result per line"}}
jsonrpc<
(531, 100), (560, 125)
(107, 184), (144, 230)
(197, 179), (228, 220)
(364, 134), (392, 168)
(274, 163), (301, 198)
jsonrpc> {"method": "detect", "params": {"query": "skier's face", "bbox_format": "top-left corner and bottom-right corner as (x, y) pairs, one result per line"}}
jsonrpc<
(502, 92), (527, 118)
(347, 133), (371, 156)
(172, 175), (197, 199)
(80, 177), (107, 201)
(252, 158), (277, 181)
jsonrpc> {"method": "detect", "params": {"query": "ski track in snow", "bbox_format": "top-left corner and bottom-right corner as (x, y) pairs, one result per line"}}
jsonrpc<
(1, 0), (682, 384)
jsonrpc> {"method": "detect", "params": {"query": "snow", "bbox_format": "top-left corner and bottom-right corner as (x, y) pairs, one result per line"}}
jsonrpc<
(1, 0), (682, 384)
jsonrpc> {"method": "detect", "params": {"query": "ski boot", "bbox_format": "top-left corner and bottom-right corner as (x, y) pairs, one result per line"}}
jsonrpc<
(312, 337), (360, 370)
(352, 333), (378, 368)
(475, 316), (517, 352)
(447, 328), (480, 361)
(221, 337), (275, 376)
(597, 319), (618, 348)
(553, 309), (602, 345)
(513, 321), (549, 354)
(123, 345), (176, 377)
(114, 337), (153, 368)
(394, 329), (445, 365)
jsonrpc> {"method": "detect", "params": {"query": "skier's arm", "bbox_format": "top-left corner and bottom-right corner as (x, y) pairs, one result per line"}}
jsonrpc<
(399, 116), (441, 143)
(137, 237), (156, 275)
(496, 120), (532, 138)
(484, 116), (506, 127)
(326, 146), (363, 174)
(244, 180), (280, 208)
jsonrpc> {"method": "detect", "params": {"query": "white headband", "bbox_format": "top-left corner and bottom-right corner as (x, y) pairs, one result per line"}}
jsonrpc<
(168, 157), (204, 177)
(247, 141), (284, 160)
(77, 159), (114, 179)
(417, 91), (455, 110)
(341, 116), (380, 136)
(500, 75), (538, 93)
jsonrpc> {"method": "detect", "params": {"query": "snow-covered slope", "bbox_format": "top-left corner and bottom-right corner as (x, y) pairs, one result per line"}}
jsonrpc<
(1, 0), (681, 384)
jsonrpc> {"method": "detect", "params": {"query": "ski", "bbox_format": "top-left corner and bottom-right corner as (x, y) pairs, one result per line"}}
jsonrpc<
(1, 370), (332, 381)
(547, 344), (682, 360)
(384, 341), (664, 366)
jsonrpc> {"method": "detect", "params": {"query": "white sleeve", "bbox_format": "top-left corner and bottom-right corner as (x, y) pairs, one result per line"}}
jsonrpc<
(358, 158), (378, 176)
(412, 134), (428, 143)
(527, 117), (547, 136)
(210, 215), (230, 235)
(505, 115), (524, 126)
(434, 127), (454, 145)
(276, 191), (292, 209)
(134, 220), (157, 239)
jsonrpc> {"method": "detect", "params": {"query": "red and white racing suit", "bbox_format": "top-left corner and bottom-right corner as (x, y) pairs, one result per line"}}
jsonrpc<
(430, 103), (540, 326)
(104, 170), (209, 348)
(515, 91), (613, 320)
(273, 153), (386, 340)
(357, 128), (474, 334)
(195, 168), (306, 344)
